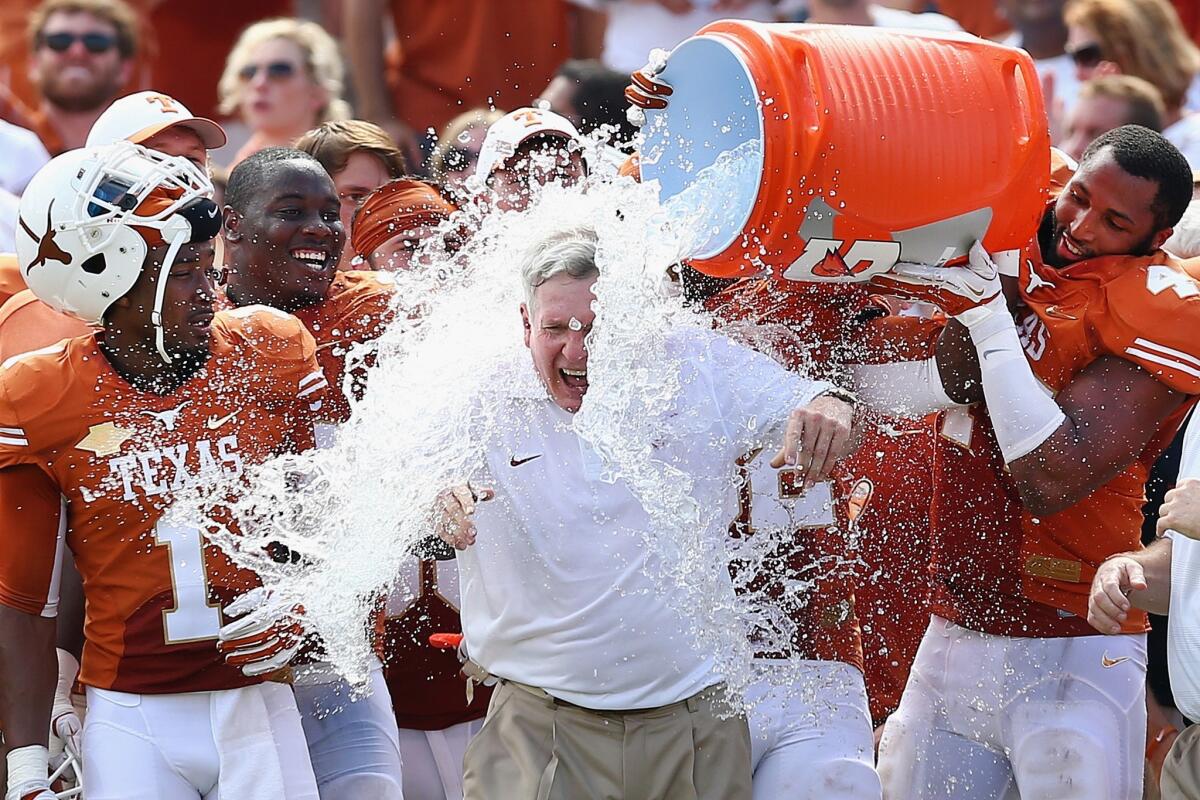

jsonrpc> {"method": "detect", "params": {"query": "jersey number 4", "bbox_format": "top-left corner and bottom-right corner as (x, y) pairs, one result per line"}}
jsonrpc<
(154, 522), (223, 644)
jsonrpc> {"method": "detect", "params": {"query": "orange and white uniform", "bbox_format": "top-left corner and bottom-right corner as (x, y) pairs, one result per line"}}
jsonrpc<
(0, 306), (327, 799)
(707, 279), (883, 800)
(0, 288), (87, 362)
(225, 271), (407, 800)
(878, 187), (1200, 798)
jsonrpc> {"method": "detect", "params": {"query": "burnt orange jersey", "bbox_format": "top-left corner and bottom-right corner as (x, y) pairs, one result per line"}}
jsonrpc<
(0, 289), (88, 363)
(707, 278), (873, 669)
(0, 254), (26, 308)
(292, 270), (396, 427)
(930, 237), (1200, 637)
(0, 306), (328, 693)
(846, 417), (935, 725)
(384, 558), (491, 731)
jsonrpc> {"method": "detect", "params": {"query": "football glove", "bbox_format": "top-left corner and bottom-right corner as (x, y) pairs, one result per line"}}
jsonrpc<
(869, 240), (1002, 323)
(217, 587), (305, 677)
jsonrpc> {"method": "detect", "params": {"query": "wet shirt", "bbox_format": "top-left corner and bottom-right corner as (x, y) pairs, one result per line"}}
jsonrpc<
(459, 328), (831, 710)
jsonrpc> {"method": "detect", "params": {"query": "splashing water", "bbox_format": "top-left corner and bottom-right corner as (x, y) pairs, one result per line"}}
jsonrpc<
(167, 133), (846, 711)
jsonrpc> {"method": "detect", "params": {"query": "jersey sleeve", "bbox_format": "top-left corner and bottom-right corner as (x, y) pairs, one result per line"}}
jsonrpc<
(1101, 261), (1200, 395)
(0, 464), (65, 617)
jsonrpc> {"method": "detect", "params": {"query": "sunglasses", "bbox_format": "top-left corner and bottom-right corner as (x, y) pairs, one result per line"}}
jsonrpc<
(238, 61), (299, 82)
(41, 31), (117, 54)
(1067, 43), (1104, 68)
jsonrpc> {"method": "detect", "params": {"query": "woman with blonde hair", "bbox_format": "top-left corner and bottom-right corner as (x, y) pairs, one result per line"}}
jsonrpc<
(218, 18), (351, 167)
(428, 108), (505, 194)
(1065, 0), (1200, 164)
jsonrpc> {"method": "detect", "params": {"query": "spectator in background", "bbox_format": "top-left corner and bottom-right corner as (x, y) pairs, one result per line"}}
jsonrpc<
(1061, 75), (1165, 161)
(217, 18), (351, 168)
(428, 108), (505, 196)
(1000, 0), (1080, 137)
(540, 59), (638, 147)
(296, 119), (410, 270)
(25, 0), (138, 155)
(1065, 0), (1200, 166)
(475, 107), (587, 214)
(86, 90), (227, 168)
(343, 1), (601, 169)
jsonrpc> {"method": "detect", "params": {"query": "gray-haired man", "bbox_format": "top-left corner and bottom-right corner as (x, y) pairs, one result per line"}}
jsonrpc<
(437, 226), (857, 799)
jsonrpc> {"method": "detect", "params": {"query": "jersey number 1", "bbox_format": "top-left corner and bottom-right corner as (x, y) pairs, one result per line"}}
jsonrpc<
(154, 523), (223, 644)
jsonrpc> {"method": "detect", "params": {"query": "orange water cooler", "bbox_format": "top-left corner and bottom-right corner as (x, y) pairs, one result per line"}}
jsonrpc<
(639, 21), (1050, 281)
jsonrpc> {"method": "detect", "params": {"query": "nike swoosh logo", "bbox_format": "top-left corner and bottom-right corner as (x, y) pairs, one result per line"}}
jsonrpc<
(206, 410), (239, 430)
(206, 206), (218, 218)
(982, 349), (1005, 361)
(509, 454), (542, 467)
(1101, 654), (1130, 668)
(1044, 305), (1077, 321)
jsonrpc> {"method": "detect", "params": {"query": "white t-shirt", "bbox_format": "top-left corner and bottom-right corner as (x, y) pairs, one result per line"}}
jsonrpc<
(867, 4), (961, 32)
(571, 0), (779, 74)
(0, 119), (50, 196)
(1168, 411), (1200, 720)
(1164, 113), (1200, 170)
(458, 328), (831, 710)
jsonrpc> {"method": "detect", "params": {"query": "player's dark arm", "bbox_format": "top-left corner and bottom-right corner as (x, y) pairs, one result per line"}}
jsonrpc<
(1005, 355), (1186, 515)
(0, 465), (62, 751)
(934, 319), (983, 404)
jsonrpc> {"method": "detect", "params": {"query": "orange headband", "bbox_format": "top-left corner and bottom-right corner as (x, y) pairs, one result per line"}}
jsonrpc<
(351, 178), (457, 259)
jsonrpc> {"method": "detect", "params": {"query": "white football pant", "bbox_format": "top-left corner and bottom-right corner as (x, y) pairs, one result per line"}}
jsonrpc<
(398, 718), (484, 800)
(292, 662), (405, 799)
(877, 614), (1147, 799)
(747, 659), (881, 800)
(82, 682), (318, 799)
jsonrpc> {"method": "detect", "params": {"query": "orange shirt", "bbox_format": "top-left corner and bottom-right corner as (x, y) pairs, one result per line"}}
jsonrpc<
(0, 255), (26, 308)
(385, 0), (569, 135)
(0, 307), (328, 693)
(706, 278), (872, 671)
(931, 238), (1200, 637)
(291, 270), (397, 428)
(0, 289), (88, 363)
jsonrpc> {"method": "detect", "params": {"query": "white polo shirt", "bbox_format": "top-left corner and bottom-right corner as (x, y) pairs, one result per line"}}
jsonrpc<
(458, 328), (831, 710)
(1168, 412), (1200, 719)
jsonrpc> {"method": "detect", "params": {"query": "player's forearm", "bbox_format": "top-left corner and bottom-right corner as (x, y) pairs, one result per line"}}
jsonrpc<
(0, 606), (56, 748)
(342, 0), (395, 122)
(1128, 538), (1173, 615)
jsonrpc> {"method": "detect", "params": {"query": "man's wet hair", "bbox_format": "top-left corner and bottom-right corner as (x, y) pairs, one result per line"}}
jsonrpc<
(1079, 124), (1193, 230)
(225, 146), (327, 214)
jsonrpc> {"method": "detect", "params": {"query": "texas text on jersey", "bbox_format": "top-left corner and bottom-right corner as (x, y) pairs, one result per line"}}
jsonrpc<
(0, 306), (328, 693)
(930, 235), (1200, 637)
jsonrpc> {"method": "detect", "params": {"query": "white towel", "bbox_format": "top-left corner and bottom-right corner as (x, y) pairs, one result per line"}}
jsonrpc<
(210, 684), (289, 799)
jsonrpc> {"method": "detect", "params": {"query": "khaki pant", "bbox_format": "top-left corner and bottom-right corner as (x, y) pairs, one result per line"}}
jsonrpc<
(1164, 725), (1200, 799)
(462, 680), (752, 800)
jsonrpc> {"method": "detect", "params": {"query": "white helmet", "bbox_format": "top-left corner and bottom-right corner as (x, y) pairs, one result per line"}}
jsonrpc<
(15, 141), (217, 362)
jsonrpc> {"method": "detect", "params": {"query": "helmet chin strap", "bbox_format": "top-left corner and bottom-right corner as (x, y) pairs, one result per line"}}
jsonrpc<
(149, 229), (190, 365)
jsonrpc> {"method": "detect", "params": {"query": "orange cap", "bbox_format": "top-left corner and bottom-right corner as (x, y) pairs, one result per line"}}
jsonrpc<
(351, 178), (457, 259)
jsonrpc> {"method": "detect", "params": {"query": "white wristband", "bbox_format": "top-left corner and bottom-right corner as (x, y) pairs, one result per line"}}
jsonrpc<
(851, 358), (961, 418)
(967, 303), (1066, 462)
(6, 744), (49, 800)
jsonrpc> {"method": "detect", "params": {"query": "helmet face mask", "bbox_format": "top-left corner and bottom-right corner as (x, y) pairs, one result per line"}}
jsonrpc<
(17, 142), (219, 365)
(17, 142), (214, 327)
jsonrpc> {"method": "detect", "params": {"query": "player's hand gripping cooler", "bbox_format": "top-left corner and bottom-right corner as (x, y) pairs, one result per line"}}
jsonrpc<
(630, 21), (1050, 282)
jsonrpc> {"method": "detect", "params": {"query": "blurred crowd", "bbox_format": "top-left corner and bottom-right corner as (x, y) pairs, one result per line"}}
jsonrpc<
(2, 0), (1199, 204)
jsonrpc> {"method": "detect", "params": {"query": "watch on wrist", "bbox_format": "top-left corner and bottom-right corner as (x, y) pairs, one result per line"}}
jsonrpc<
(821, 386), (858, 407)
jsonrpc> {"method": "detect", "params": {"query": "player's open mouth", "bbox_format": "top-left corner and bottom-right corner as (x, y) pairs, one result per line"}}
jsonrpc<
(1058, 232), (1087, 261)
(188, 309), (214, 330)
(291, 248), (331, 273)
(561, 368), (588, 389)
